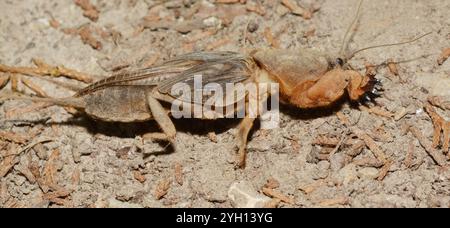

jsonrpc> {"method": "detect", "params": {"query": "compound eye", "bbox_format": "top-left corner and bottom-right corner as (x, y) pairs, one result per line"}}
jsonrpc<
(336, 58), (344, 66)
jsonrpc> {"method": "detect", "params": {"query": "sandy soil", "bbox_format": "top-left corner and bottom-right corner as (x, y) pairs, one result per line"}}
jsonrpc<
(0, 0), (449, 208)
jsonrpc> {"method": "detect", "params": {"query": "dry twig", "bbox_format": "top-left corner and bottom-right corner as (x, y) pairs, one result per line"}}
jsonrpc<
(409, 126), (447, 166)
(262, 187), (295, 204)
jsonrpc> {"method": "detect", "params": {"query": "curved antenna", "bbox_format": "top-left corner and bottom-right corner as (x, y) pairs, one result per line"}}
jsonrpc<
(354, 53), (433, 71)
(339, 0), (364, 57)
(347, 32), (432, 59)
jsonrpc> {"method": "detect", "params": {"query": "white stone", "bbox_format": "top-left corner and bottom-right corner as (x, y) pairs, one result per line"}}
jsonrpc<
(228, 181), (271, 208)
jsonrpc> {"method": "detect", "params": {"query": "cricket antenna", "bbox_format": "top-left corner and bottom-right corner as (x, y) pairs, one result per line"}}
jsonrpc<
(339, 0), (364, 59)
(347, 32), (432, 59)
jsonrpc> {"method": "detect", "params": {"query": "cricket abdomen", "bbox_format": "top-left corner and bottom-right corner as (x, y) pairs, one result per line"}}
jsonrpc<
(83, 86), (153, 122)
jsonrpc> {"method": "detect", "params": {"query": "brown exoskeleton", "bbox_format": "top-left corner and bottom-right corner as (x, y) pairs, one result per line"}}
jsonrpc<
(0, 0), (428, 168)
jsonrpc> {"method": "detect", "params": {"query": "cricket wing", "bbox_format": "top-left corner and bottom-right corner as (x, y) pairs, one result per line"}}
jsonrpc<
(157, 53), (255, 105)
(75, 51), (252, 98)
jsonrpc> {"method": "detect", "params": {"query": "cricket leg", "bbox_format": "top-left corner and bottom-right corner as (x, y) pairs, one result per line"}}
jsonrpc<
(144, 93), (176, 144)
(11, 76), (80, 114)
(236, 115), (256, 168)
(0, 93), (85, 107)
(0, 59), (93, 83)
(235, 85), (271, 168)
(1, 62), (84, 106)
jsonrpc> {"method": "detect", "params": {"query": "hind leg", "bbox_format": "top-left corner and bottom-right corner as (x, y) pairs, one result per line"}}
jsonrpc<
(144, 93), (176, 145)
(236, 115), (256, 168)
(0, 59), (93, 83)
(0, 59), (92, 101)
(235, 84), (274, 168)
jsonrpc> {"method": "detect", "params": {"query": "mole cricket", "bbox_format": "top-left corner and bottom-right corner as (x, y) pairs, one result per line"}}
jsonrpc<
(0, 0), (428, 168)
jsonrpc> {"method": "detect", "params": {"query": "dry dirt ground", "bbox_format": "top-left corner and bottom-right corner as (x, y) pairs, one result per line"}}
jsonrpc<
(0, 0), (449, 208)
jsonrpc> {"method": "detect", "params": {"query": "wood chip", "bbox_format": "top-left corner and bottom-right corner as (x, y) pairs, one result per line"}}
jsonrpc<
(47, 197), (72, 207)
(329, 134), (347, 157)
(351, 127), (388, 163)
(33, 143), (48, 160)
(336, 111), (350, 126)
(404, 140), (415, 168)
(215, 0), (244, 3)
(246, 1), (266, 16)
(409, 126), (447, 167)
(264, 177), (280, 189)
(174, 162), (183, 186)
(263, 199), (281, 208)
(264, 27), (280, 49)
(346, 140), (365, 157)
(29, 161), (41, 180)
(0, 131), (28, 144)
(0, 181), (8, 203)
(371, 126), (394, 143)
(437, 47), (450, 65)
(360, 106), (394, 118)
(16, 164), (36, 184)
(262, 187), (295, 204)
(154, 179), (171, 200)
(394, 107), (408, 121)
(61, 27), (80, 35)
(299, 180), (325, 195)
(142, 19), (205, 34)
(353, 158), (384, 168)
(377, 159), (393, 181)
(317, 197), (349, 207)
(41, 150), (60, 192)
(43, 188), (71, 200)
(428, 96), (450, 110)
(425, 104), (449, 152)
(49, 19), (60, 29)
(313, 135), (359, 147)
(71, 168), (80, 187)
(387, 58), (399, 76)
(43, 186), (72, 206)
(74, 0), (99, 22)
(0, 153), (18, 178)
(78, 25), (102, 50)
(303, 27), (316, 38)
(281, 0), (313, 19)
(133, 170), (146, 183)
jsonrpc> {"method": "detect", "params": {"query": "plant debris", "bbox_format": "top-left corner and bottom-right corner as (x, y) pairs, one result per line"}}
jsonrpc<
(74, 0), (100, 22)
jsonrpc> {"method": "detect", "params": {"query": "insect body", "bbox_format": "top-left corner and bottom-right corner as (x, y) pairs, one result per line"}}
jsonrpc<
(1, 0), (423, 168)
(1, 48), (377, 168)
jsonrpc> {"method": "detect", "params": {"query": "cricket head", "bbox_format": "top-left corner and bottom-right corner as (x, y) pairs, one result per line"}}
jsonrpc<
(344, 68), (380, 102)
(325, 54), (381, 103)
